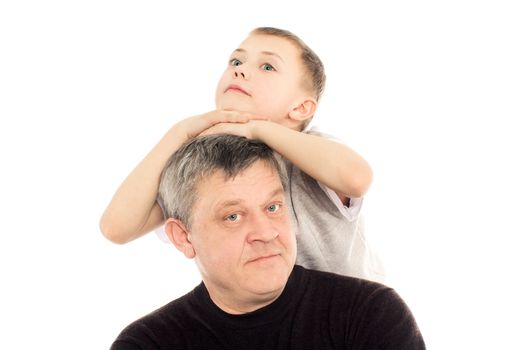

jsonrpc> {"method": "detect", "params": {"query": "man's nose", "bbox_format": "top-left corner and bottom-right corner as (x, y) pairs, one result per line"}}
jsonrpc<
(246, 214), (279, 243)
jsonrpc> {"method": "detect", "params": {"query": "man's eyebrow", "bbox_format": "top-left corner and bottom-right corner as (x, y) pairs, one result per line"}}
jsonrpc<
(218, 199), (244, 208)
(231, 48), (284, 62)
(216, 187), (285, 209)
(266, 187), (285, 201)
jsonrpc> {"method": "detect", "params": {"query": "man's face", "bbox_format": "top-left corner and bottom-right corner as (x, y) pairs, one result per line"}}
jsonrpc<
(215, 34), (308, 126)
(188, 160), (296, 310)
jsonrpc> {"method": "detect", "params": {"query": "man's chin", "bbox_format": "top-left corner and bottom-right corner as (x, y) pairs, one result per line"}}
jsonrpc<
(245, 279), (287, 298)
(243, 265), (291, 295)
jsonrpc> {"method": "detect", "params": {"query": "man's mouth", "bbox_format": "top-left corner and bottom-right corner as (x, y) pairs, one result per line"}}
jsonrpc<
(225, 84), (250, 96)
(249, 253), (279, 263)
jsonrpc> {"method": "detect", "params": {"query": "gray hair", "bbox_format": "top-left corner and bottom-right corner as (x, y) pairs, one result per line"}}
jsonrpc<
(158, 134), (287, 228)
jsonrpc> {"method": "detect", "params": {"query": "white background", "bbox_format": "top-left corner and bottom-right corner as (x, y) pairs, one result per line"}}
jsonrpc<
(1, 1), (524, 349)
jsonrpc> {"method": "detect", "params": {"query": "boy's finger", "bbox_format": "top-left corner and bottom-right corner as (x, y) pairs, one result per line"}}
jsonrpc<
(218, 110), (268, 123)
(216, 110), (244, 122)
(204, 111), (236, 126)
(238, 112), (269, 121)
(198, 125), (219, 137)
(218, 111), (250, 123)
(250, 114), (269, 120)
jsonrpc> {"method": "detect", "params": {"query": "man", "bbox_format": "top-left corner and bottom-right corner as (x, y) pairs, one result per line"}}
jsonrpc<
(111, 135), (425, 349)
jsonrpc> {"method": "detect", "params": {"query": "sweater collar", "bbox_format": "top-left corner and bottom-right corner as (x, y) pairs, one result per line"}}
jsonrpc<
(193, 265), (306, 329)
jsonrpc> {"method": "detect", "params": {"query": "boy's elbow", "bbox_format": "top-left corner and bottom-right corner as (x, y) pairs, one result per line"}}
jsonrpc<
(352, 181), (370, 198)
(346, 166), (373, 198)
(348, 182), (368, 198)
(99, 216), (128, 245)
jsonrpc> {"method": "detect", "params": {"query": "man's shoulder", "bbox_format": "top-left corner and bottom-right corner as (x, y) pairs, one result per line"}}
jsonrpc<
(298, 267), (425, 349)
(302, 266), (390, 294)
(299, 266), (403, 314)
(111, 286), (200, 349)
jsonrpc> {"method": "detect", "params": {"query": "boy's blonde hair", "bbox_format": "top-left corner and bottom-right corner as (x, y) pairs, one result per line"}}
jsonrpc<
(251, 27), (326, 129)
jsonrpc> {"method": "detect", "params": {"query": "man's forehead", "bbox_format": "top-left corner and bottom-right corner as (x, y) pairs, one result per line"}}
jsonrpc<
(215, 187), (285, 208)
(196, 162), (284, 204)
(204, 166), (282, 190)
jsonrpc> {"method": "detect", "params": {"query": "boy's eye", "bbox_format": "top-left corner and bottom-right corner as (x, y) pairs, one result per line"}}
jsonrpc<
(226, 213), (240, 222)
(261, 63), (275, 71)
(267, 203), (281, 213)
(229, 58), (242, 67)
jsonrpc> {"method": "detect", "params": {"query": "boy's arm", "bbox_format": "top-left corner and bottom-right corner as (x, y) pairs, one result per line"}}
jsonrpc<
(201, 120), (372, 202)
(254, 122), (373, 201)
(100, 111), (264, 244)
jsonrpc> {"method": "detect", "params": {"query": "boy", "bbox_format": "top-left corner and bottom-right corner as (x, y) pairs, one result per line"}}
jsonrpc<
(100, 27), (384, 282)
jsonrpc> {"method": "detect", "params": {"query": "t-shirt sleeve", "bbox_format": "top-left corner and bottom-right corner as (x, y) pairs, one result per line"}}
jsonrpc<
(154, 226), (170, 243)
(154, 195), (170, 243)
(349, 287), (426, 350)
(318, 182), (363, 222)
(305, 127), (364, 222)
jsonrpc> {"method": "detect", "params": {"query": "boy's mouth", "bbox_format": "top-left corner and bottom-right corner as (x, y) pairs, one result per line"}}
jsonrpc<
(225, 84), (251, 96)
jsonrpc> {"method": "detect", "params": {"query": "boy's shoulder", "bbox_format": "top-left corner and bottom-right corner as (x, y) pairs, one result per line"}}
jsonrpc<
(303, 125), (346, 143)
(303, 126), (334, 139)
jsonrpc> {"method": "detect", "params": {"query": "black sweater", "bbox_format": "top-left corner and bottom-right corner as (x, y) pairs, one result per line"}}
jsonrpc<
(111, 266), (425, 349)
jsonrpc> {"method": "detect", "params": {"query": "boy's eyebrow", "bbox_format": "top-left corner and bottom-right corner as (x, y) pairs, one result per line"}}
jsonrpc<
(261, 51), (284, 62)
(232, 48), (284, 63)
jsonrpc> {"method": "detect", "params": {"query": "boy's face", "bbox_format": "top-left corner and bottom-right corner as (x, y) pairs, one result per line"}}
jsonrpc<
(215, 34), (309, 126)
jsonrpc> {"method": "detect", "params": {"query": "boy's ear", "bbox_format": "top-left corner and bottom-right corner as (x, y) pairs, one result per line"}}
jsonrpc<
(289, 98), (317, 122)
(164, 218), (196, 259)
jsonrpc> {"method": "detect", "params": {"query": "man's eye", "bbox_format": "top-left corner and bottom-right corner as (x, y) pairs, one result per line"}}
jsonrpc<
(261, 63), (275, 71)
(229, 58), (242, 67)
(267, 204), (281, 213)
(226, 213), (240, 222)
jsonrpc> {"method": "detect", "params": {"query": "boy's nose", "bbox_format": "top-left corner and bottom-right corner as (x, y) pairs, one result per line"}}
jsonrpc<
(233, 66), (249, 80)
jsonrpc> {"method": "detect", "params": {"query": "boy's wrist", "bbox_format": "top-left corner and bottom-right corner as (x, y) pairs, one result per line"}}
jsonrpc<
(165, 123), (192, 149)
(249, 119), (274, 141)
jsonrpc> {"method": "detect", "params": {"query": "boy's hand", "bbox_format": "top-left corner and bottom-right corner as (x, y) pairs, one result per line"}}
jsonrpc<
(198, 120), (263, 139)
(180, 110), (266, 139)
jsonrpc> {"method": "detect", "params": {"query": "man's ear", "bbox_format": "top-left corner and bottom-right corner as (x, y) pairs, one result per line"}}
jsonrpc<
(164, 218), (196, 259)
(289, 98), (317, 122)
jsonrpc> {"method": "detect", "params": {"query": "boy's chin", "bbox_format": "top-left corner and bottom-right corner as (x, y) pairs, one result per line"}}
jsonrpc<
(216, 98), (256, 114)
